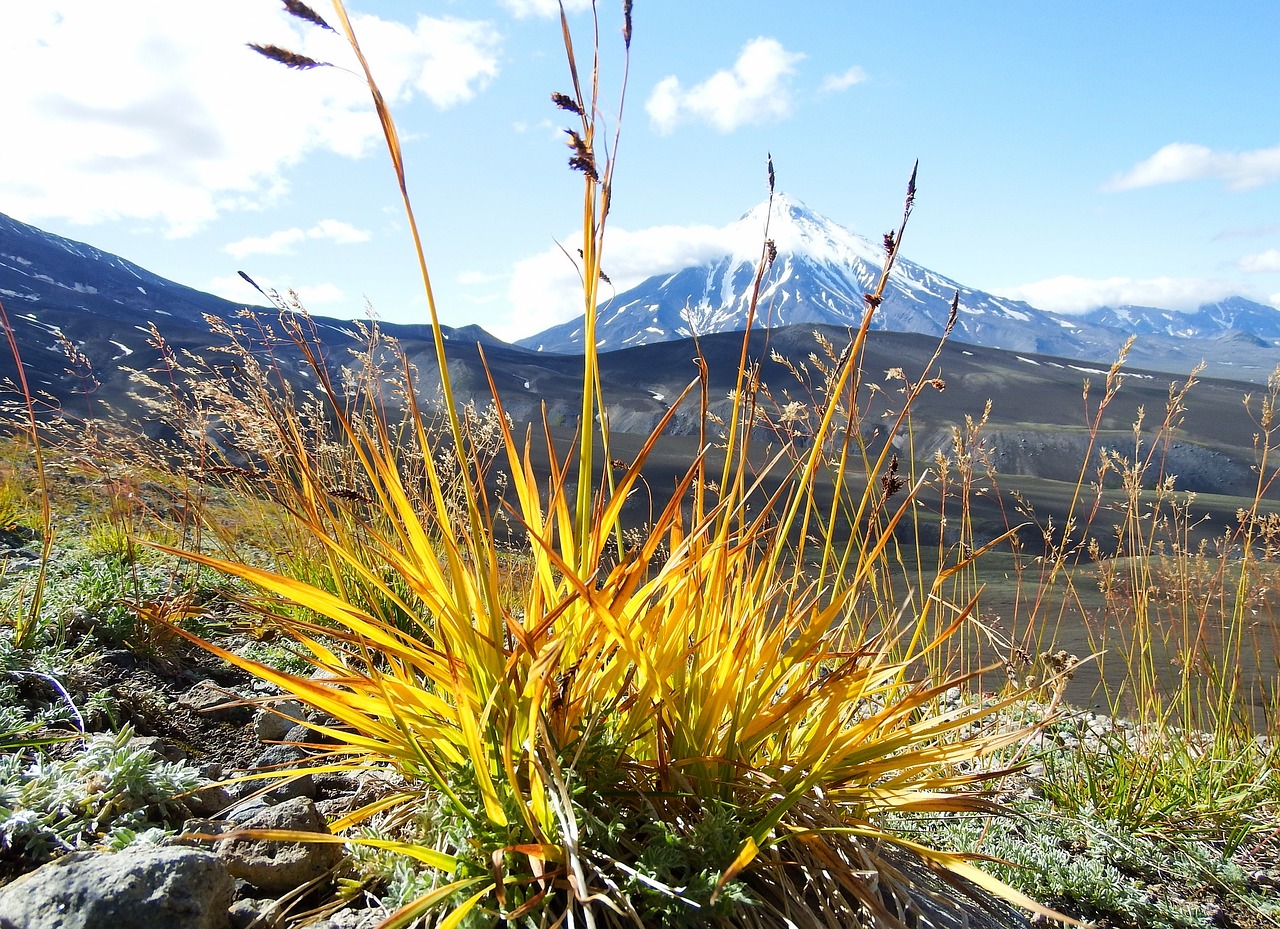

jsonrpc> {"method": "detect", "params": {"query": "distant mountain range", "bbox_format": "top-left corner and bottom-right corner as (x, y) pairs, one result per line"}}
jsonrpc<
(3, 207), (1278, 546)
(518, 194), (1280, 382)
(1075, 296), (1280, 343)
(0, 211), (509, 419)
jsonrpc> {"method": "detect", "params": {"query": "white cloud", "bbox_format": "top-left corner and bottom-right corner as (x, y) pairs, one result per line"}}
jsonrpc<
(999, 275), (1241, 314)
(513, 118), (560, 139)
(290, 282), (346, 306)
(353, 15), (500, 109)
(1213, 223), (1280, 240)
(224, 219), (371, 259)
(1239, 249), (1280, 273)
(499, 0), (592, 18)
(1106, 142), (1280, 192)
(206, 274), (262, 305)
(309, 219), (371, 245)
(205, 274), (345, 308)
(646, 38), (805, 135)
(820, 66), (868, 93)
(224, 229), (307, 259)
(0, 2), (500, 235)
(507, 221), (744, 333)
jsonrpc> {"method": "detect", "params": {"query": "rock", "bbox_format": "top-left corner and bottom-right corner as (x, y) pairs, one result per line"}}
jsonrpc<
(312, 771), (362, 799)
(186, 781), (239, 817)
(308, 907), (393, 929)
(284, 721), (342, 746)
(217, 796), (343, 893)
(97, 649), (137, 671)
(128, 734), (190, 763)
(0, 846), (234, 929)
(315, 771), (393, 822)
(252, 744), (316, 802)
(224, 796), (273, 822)
(228, 897), (284, 929)
(253, 700), (307, 743)
(174, 817), (233, 846)
(179, 680), (253, 724)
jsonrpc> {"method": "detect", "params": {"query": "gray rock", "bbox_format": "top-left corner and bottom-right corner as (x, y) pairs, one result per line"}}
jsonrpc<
(312, 771), (362, 800)
(253, 700), (307, 743)
(307, 907), (392, 929)
(283, 721), (341, 746)
(186, 781), (239, 817)
(178, 680), (253, 724)
(173, 817), (232, 848)
(217, 796), (343, 893)
(252, 745), (316, 802)
(228, 896), (284, 929)
(0, 846), (234, 929)
(126, 735), (189, 763)
(224, 796), (273, 823)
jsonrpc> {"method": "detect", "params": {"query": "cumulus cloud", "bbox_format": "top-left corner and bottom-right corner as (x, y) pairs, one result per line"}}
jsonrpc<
(506, 221), (746, 333)
(999, 275), (1241, 314)
(224, 229), (307, 259)
(1239, 249), (1280, 274)
(820, 66), (868, 93)
(1106, 142), (1280, 192)
(206, 274), (262, 305)
(206, 273), (346, 308)
(499, 0), (593, 17)
(289, 282), (347, 306)
(224, 220), (371, 259)
(0, 1), (500, 235)
(352, 14), (500, 109)
(646, 38), (805, 134)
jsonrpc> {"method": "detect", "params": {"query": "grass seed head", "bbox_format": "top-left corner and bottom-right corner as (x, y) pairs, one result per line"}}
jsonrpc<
(551, 91), (582, 115)
(247, 43), (330, 70)
(281, 0), (335, 32)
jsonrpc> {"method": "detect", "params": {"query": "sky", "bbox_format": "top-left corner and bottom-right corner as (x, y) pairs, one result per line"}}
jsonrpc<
(2, 0), (1278, 342)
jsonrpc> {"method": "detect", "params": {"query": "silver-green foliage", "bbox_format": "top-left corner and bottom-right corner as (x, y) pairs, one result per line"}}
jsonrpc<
(891, 800), (1277, 929)
(0, 726), (202, 862)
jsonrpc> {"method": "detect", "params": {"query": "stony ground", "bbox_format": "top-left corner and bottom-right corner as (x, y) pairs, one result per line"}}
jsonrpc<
(0, 625), (1277, 928)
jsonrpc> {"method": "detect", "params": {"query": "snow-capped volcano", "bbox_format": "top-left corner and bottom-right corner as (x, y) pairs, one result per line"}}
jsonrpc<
(519, 194), (1080, 354)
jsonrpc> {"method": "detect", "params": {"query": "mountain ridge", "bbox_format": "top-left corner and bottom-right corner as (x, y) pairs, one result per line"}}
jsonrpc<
(1, 207), (1277, 541)
(516, 195), (1280, 383)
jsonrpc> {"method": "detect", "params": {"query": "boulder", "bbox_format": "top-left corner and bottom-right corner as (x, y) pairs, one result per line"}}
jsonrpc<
(217, 796), (342, 892)
(251, 744), (316, 802)
(307, 908), (392, 929)
(252, 700), (307, 743)
(178, 680), (253, 724)
(0, 846), (234, 929)
(228, 896), (285, 929)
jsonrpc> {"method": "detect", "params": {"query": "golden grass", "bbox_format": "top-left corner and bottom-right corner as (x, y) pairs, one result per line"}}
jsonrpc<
(126, 4), (1076, 926)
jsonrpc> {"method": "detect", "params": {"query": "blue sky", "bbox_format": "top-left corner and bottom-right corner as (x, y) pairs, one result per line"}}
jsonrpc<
(2, 0), (1278, 340)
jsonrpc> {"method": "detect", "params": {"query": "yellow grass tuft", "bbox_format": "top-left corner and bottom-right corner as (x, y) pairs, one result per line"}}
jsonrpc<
(138, 3), (1075, 927)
